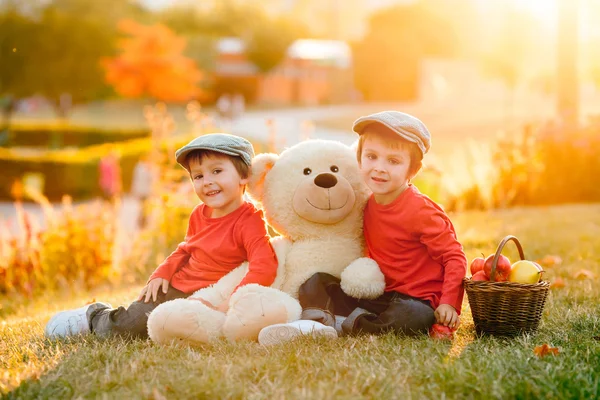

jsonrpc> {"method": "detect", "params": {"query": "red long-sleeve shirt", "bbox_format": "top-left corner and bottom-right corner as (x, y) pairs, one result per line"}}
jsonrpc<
(363, 185), (467, 313)
(149, 201), (278, 294)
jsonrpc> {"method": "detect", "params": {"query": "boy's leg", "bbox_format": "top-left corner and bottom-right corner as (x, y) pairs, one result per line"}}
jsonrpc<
(298, 272), (361, 327)
(343, 292), (435, 336)
(88, 286), (190, 339)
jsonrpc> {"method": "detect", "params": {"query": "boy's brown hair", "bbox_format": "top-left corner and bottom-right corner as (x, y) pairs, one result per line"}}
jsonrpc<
(184, 150), (250, 179)
(356, 123), (423, 180)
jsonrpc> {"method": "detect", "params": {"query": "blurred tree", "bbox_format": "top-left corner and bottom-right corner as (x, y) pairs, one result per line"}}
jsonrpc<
(0, 9), (37, 128)
(157, 7), (220, 74)
(557, 0), (579, 125)
(50, 0), (152, 27)
(102, 19), (204, 103)
(24, 5), (114, 118)
(245, 16), (304, 74)
(158, 1), (308, 89)
(353, 0), (461, 101)
(479, 8), (539, 89)
(479, 6), (540, 121)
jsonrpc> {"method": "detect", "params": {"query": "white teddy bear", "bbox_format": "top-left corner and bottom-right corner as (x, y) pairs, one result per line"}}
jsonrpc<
(147, 139), (385, 345)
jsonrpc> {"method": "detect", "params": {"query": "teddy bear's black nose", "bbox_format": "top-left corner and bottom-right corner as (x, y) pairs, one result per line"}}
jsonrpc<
(314, 173), (337, 189)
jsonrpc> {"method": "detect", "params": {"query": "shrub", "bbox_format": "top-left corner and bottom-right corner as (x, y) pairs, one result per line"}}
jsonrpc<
(490, 121), (600, 207)
(0, 197), (118, 297)
(0, 133), (199, 201)
(1, 123), (149, 148)
(123, 198), (192, 283)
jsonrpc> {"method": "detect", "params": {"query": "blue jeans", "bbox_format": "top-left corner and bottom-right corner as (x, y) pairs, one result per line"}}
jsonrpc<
(299, 272), (435, 336)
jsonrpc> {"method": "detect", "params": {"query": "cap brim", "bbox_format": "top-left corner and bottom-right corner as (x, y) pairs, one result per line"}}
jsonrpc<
(175, 146), (241, 169)
(353, 118), (405, 139)
(352, 118), (379, 135)
(351, 117), (425, 154)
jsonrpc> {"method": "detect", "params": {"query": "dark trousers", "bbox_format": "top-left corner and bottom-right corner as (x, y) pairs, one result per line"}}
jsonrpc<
(299, 272), (435, 336)
(89, 286), (190, 339)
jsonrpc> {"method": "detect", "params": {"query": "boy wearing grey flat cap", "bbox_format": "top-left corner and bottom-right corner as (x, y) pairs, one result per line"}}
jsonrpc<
(298, 111), (466, 339)
(46, 133), (278, 340)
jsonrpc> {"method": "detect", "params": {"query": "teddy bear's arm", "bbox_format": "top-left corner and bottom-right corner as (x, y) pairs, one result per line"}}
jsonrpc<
(269, 235), (292, 290)
(189, 263), (249, 306)
(340, 257), (386, 299)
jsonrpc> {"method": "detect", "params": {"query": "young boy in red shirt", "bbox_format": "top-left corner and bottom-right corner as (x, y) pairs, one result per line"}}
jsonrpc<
(298, 111), (467, 337)
(45, 134), (278, 339)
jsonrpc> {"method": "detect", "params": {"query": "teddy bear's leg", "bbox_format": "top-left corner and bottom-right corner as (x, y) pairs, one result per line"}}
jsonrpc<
(189, 263), (249, 307)
(147, 298), (226, 345)
(222, 284), (302, 342)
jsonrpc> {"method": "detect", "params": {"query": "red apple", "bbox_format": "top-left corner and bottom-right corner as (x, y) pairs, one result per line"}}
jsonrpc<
(471, 270), (489, 281)
(429, 323), (456, 340)
(484, 254), (511, 281)
(470, 257), (485, 276)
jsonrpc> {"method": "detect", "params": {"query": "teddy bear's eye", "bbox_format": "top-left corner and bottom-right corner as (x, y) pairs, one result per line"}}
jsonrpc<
(330, 165), (339, 173)
(303, 168), (312, 175)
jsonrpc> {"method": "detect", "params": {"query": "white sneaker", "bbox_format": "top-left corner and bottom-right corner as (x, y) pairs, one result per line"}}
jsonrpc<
(45, 303), (112, 338)
(258, 320), (337, 346)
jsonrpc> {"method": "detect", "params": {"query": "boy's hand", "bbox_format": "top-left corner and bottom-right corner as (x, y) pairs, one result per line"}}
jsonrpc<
(434, 304), (459, 329)
(138, 278), (169, 303)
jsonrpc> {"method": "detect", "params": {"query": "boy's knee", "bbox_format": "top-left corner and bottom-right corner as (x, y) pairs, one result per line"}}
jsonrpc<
(307, 272), (338, 286)
(396, 307), (435, 336)
(299, 272), (337, 295)
(110, 305), (151, 338)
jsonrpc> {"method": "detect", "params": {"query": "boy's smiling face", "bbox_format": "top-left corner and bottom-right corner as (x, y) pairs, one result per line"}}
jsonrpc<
(359, 133), (412, 205)
(189, 154), (248, 218)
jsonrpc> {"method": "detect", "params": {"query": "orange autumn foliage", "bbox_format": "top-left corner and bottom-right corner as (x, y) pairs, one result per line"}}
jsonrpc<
(103, 19), (203, 102)
(533, 344), (560, 358)
(550, 277), (566, 289)
(573, 269), (595, 280)
(536, 255), (563, 267)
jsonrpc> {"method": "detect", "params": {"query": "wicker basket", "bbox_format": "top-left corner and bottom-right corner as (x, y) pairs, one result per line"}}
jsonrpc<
(463, 235), (550, 337)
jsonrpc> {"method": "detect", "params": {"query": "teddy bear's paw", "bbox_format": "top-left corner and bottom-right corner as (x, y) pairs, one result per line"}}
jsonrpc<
(340, 257), (386, 299)
(147, 298), (226, 345)
(223, 285), (300, 342)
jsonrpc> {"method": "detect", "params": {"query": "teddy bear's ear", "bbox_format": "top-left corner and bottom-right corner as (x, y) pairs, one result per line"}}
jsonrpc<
(247, 153), (278, 203)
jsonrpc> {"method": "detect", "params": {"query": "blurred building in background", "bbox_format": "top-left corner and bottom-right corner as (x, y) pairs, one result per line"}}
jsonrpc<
(215, 38), (354, 106)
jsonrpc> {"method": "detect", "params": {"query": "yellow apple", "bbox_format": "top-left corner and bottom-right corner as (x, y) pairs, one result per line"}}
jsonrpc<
(509, 260), (544, 284)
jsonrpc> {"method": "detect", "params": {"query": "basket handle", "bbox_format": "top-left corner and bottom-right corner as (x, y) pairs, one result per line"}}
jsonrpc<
(490, 235), (525, 282)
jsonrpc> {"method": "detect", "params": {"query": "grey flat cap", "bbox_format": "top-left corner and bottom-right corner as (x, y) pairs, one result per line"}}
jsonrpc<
(175, 133), (255, 170)
(352, 111), (431, 156)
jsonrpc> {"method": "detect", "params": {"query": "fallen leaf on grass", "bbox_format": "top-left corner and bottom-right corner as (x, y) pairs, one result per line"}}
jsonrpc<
(550, 278), (566, 289)
(536, 255), (562, 267)
(534, 344), (560, 358)
(573, 269), (595, 280)
(152, 388), (167, 400)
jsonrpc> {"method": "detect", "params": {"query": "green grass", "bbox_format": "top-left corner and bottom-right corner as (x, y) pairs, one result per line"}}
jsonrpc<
(2, 203), (600, 399)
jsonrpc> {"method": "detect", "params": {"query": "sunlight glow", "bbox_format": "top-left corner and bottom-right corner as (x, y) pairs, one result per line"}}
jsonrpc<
(511, 0), (558, 25)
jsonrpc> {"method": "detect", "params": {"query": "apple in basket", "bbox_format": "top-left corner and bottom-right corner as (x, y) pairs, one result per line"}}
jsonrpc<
(509, 260), (544, 284)
(483, 254), (511, 281)
(471, 270), (489, 281)
(469, 256), (485, 276)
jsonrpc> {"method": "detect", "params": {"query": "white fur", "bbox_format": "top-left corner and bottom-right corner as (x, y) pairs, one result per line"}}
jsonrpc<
(147, 299), (226, 345)
(223, 284), (302, 341)
(340, 257), (386, 299)
(189, 262), (249, 306)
